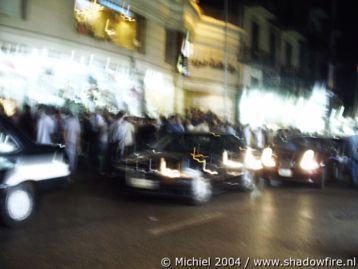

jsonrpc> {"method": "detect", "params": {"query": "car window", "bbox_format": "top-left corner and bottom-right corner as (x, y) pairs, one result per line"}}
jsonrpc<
(220, 135), (244, 151)
(154, 134), (243, 155)
(165, 135), (214, 153)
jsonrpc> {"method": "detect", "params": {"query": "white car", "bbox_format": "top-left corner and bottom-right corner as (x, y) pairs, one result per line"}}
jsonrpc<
(0, 116), (70, 227)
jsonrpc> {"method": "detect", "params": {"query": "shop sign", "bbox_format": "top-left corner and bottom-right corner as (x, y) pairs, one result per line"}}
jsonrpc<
(191, 59), (236, 73)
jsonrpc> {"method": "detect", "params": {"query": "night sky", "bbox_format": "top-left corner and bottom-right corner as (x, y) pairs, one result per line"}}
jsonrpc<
(199, 0), (358, 111)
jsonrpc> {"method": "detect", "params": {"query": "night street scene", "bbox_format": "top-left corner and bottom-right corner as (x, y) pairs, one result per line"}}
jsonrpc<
(1, 0), (358, 268)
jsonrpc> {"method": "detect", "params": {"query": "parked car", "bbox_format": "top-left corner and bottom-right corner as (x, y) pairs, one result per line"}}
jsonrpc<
(261, 135), (341, 188)
(114, 132), (264, 204)
(0, 116), (70, 227)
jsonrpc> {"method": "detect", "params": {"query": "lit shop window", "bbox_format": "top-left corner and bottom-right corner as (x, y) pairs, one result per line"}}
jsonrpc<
(74, 0), (146, 53)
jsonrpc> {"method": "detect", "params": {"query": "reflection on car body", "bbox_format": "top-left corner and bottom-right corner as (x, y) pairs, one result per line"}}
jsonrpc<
(114, 132), (263, 204)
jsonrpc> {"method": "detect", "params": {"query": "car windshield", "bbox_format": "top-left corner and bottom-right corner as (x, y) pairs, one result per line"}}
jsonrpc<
(279, 136), (335, 152)
(150, 133), (244, 154)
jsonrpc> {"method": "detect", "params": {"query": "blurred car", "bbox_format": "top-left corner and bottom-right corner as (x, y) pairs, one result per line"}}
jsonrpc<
(0, 116), (70, 227)
(114, 132), (264, 204)
(261, 136), (341, 188)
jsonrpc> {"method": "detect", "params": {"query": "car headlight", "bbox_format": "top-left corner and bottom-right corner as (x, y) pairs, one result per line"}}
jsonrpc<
(300, 149), (319, 171)
(244, 148), (263, 170)
(157, 158), (192, 178)
(261, 147), (276, 168)
(222, 150), (243, 169)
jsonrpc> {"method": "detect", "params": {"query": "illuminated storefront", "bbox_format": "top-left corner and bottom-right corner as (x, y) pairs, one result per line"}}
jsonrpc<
(239, 84), (334, 134)
(0, 44), (143, 115)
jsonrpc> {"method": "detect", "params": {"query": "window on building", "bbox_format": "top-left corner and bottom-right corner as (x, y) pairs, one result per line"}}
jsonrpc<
(269, 31), (276, 65)
(251, 21), (259, 56)
(0, 0), (26, 19)
(165, 29), (184, 67)
(74, 0), (146, 53)
(285, 42), (292, 67)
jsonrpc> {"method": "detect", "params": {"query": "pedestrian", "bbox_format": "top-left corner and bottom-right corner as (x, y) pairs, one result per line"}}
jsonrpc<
(63, 110), (81, 171)
(117, 115), (136, 157)
(168, 115), (185, 133)
(136, 117), (158, 151)
(36, 106), (55, 144)
(98, 111), (110, 175)
(243, 124), (252, 147)
(253, 127), (266, 149)
(224, 121), (237, 135)
(18, 104), (35, 140)
(105, 111), (124, 174)
(88, 110), (106, 168)
(343, 126), (358, 188)
(158, 115), (169, 137)
(52, 108), (65, 144)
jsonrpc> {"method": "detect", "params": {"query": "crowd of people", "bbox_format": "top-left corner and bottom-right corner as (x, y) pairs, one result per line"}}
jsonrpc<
(2, 104), (296, 175)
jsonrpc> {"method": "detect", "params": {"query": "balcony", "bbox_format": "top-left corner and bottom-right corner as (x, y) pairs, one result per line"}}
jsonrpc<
(241, 47), (315, 91)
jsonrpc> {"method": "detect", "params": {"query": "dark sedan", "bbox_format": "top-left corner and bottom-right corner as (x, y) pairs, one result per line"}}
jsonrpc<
(261, 136), (341, 188)
(0, 116), (70, 227)
(114, 133), (264, 204)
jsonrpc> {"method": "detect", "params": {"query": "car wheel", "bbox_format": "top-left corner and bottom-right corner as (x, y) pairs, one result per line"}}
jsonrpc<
(191, 176), (212, 205)
(268, 178), (282, 187)
(1, 183), (35, 227)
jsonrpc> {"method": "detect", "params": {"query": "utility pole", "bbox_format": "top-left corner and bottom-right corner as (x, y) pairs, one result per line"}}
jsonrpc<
(327, 0), (336, 91)
(223, 0), (229, 121)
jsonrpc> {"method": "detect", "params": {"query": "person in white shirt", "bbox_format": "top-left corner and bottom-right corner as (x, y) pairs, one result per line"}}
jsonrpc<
(63, 111), (81, 171)
(116, 116), (135, 157)
(243, 124), (252, 147)
(254, 127), (266, 149)
(88, 111), (106, 168)
(98, 113), (109, 175)
(36, 107), (55, 145)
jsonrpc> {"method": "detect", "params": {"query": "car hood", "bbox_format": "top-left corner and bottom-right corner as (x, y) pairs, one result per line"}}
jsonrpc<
(123, 150), (187, 162)
(30, 143), (66, 155)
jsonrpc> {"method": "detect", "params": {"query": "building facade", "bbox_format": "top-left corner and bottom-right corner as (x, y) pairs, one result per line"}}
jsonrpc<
(240, 4), (309, 94)
(0, 0), (244, 122)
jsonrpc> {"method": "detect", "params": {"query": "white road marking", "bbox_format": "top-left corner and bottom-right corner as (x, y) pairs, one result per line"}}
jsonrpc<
(148, 212), (224, 236)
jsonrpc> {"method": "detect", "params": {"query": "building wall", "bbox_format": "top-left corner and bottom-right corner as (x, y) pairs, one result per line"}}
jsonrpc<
(242, 6), (275, 53)
(182, 1), (243, 121)
(0, 0), (181, 116)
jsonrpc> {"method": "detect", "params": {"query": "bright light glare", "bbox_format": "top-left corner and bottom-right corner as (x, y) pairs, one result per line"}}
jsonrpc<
(222, 150), (243, 169)
(244, 148), (262, 170)
(300, 150), (319, 171)
(239, 84), (330, 133)
(0, 142), (16, 153)
(261, 147), (276, 168)
(158, 158), (190, 178)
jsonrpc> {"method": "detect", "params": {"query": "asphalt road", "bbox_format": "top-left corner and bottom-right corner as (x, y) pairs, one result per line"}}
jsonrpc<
(1, 170), (358, 269)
